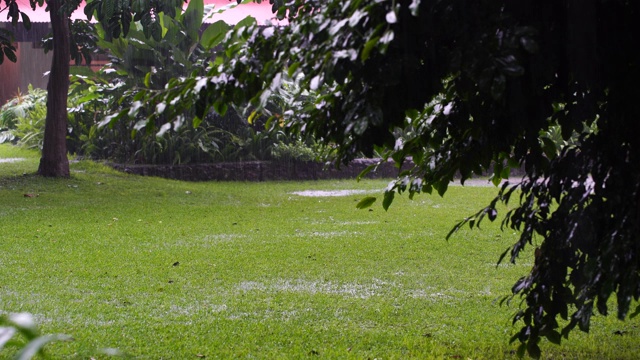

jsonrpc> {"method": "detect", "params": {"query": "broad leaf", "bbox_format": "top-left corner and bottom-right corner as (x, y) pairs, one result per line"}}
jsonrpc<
(382, 190), (395, 211)
(3, 47), (17, 63)
(356, 196), (377, 209)
(200, 20), (230, 49)
(361, 36), (380, 62)
(15, 334), (72, 360)
(183, 0), (204, 42)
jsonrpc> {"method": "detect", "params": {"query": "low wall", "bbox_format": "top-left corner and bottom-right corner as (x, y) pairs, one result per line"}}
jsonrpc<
(109, 159), (409, 182)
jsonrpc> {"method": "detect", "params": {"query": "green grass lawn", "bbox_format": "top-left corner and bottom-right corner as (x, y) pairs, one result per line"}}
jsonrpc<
(1, 144), (638, 359)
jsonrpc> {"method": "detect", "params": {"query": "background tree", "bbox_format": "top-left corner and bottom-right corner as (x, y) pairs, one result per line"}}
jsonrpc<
(131, 0), (640, 357)
(38, 0), (73, 177)
(1, 0), (185, 177)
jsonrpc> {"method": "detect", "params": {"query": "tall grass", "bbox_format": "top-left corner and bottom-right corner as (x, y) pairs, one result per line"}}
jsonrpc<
(0, 144), (638, 359)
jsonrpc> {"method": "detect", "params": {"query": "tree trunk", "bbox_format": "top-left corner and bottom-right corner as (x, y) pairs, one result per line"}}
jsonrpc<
(38, 0), (70, 177)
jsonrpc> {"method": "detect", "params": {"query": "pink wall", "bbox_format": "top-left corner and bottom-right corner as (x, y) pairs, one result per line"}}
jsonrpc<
(11, 0), (279, 25)
(0, 43), (22, 105)
(0, 1), (281, 104)
(203, 0), (284, 25)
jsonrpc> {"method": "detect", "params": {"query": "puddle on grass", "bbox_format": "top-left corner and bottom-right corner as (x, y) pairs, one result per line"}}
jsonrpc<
(0, 158), (25, 163)
(203, 233), (247, 244)
(235, 278), (392, 299)
(291, 189), (377, 197)
(290, 178), (523, 197)
(295, 230), (358, 238)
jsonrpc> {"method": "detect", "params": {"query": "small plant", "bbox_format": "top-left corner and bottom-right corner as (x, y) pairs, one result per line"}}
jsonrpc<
(12, 101), (47, 150)
(0, 312), (71, 359)
(0, 86), (47, 146)
(539, 103), (599, 158)
(271, 139), (318, 162)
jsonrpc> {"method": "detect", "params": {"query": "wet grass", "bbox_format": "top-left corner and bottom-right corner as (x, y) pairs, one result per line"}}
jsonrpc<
(1, 144), (638, 359)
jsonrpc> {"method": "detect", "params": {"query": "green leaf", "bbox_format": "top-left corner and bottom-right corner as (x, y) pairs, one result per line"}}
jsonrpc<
(0, 327), (17, 349)
(356, 163), (377, 181)
(151, 20), (163, 42)
(84, 1), (100, 21)
(9, 313), (37, 337)
(77, 93), (100, 103)
(541, 137), (558, 159)
(361, 36), (380, 62)
(491, 175), (502, 187)
(144, 72), (151, 88)
(546, 330), (562, 345)
(487, 208), (497, 221)
(122, 12), (132, 37)
(356, 196), (377, 209)
(445, 221), (464, 240)
(3, 47), (17, 63)
(382, 190), (395, 211)
(192, 116), (203, 128)
(435, 180), (448, 197)
(497, 247), (511, 266)
(200, 20), (230, 49)
(15, 334), (72, 360)
(526, 340), (541, 359)
(102, 0), (115, 21)
(497, 55), (525, 76)
(69, 65), (96, 78)
(183, 0), (205, 42)
(287, 62), (301, 78)
(520, 37), (539, 54)
(500, 165), (510, 179)
(21, 12), (31, 31)
(133, 120), (147, 132)
(516, 343), (526, 358)
(490, 73), (506, 100)
(235, 16), (257, 31)
(158, 13), (169, 38)
(213, 102), (228, 116)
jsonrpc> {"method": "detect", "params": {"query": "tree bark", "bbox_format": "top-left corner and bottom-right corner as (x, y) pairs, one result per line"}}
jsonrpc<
(38, 0), (70, 177)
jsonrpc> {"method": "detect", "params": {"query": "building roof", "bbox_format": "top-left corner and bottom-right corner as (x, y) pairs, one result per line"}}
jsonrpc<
(1, 0), (280, 25)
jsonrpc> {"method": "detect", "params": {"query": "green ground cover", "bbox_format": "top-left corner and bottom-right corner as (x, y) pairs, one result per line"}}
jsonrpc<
(0, 144), (638, 359)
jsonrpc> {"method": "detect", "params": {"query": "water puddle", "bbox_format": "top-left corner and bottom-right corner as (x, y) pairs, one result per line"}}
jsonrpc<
(291, 190), (376, 197)
(291, 178), (521, 197)
(0, 158), (25, 163)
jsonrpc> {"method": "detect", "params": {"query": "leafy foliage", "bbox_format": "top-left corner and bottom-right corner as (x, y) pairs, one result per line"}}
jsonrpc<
(83, 0), (185, 40)
(0, 86), (48, 148)
(73, 0), (322, 164)
(1, 0), (196, 176)
(67, 0), (223, 163)
(42, 19), (100, 66)
(0, 27), (17, 64)
(72, 0), (273, 163)
(0, 0), (44, 63)
(0, 312), (71, 359)
(129, 0), (640, 357)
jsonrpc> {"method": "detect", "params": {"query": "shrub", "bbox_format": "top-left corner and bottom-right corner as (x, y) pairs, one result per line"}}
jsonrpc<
(0, 86), (47, 146)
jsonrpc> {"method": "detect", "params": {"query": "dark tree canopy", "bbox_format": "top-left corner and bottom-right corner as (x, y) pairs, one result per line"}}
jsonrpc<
(128, 0), (640, 357)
